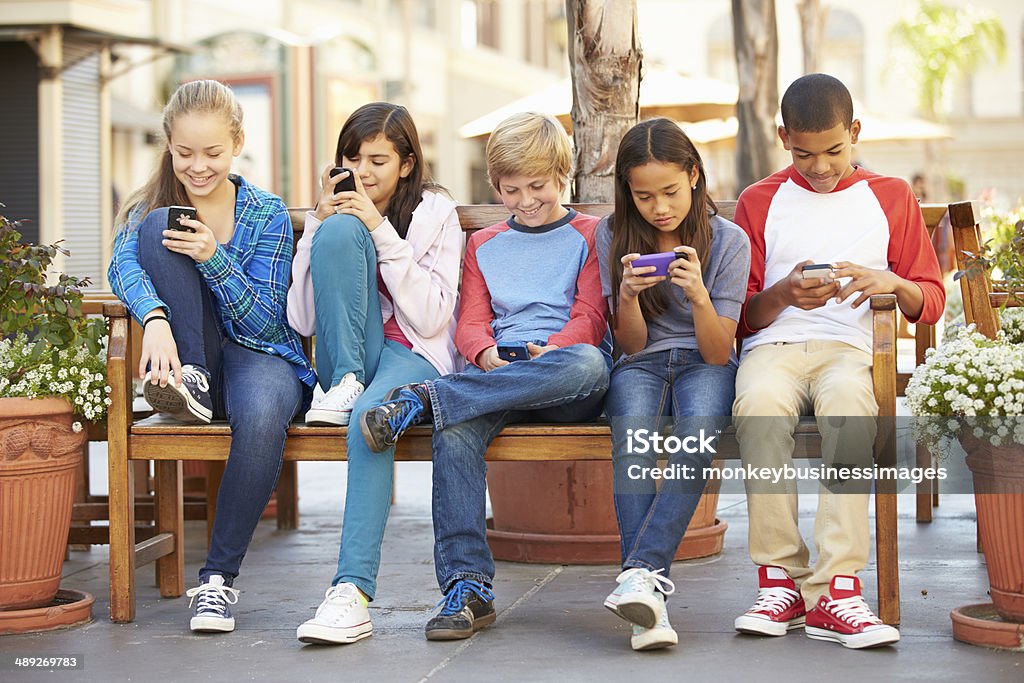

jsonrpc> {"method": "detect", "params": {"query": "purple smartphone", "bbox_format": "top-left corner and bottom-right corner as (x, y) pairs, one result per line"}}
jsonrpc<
(631, 251), (683, 277)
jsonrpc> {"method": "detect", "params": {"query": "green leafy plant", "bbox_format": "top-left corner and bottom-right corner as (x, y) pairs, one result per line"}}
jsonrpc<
(0, 211), (109, 421)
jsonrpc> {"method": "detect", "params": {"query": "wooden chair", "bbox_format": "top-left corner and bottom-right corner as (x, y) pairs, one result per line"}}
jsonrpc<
(102, 200), (949, 625)
(949, 199), (1021, 339)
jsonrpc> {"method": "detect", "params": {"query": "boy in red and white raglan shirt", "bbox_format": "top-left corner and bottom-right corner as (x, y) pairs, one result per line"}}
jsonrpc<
(731, 74), (944, 650)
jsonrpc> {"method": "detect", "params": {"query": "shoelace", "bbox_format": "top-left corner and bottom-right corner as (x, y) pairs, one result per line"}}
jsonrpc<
(436, 580), (494, 617)
(186, 582), (239, 616)
(384, 389), (426, 437)
(321, 383), (362, 410)
(824, 595), (882, 627)
(181, 365), (210, 393)
(318, 584), (360, 618)
(618, 567), (676, 597)
(749, 585), (801, 615)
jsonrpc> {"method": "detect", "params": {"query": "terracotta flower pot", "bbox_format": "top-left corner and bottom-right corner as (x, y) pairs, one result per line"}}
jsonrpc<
(0, 397), (85, 610)
(486, 460), (725, 564)
(961, 433), (1024, 622)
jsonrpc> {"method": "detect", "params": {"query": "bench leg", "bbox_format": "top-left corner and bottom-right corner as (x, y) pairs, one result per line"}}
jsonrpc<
(915, 443), (934, 523)
(154, 461), (185, 598)
(276, 460), (298, 530)
(108, 436), (136, 623)
(875, 491), (900, 625)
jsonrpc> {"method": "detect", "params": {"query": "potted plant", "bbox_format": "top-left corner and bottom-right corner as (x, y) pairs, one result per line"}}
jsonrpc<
(906, 204), (1024, 647)
(0, 211), (108, 614)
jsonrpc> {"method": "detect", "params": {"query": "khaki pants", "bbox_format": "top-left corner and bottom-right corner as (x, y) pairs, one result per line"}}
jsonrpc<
(733, 341), (877, 608)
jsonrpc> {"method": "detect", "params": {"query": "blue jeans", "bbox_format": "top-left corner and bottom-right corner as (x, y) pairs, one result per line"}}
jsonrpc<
(311, 214), (385, 389)
(137, 209), (310, 585)
(427, 344), (610, 592)
(606, 348), (736, 578)
(311, 213), (442, 599)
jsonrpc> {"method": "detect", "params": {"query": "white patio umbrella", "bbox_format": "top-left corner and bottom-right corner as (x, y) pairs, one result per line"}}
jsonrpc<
(457, 67), (738, 139)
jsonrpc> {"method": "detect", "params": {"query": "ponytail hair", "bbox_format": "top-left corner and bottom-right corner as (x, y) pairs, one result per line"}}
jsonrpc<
(609, 118), (716, 322)
(114, 80), (244, 232)
(335, 102), (446, 239)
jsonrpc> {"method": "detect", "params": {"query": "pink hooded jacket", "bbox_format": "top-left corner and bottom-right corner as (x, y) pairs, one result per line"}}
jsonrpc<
(286, 190), (465, 376)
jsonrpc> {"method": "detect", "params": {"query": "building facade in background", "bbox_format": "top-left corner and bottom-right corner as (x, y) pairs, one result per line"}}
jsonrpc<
(1, 0), (1022, 288)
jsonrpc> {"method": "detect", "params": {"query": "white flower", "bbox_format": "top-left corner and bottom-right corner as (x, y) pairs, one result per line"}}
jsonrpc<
(72, 421), (83, 433)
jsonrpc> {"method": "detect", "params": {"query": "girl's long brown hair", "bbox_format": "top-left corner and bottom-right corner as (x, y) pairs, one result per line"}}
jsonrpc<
(114, 80), (243, 232)
(335, 102), (446, 239)
(609, 117), (717, 322)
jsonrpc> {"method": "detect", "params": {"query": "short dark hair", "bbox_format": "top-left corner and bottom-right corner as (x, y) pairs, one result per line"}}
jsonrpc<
(780, 73), (854, 133)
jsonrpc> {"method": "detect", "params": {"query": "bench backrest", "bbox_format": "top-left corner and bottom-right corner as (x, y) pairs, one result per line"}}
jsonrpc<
(949, 199), (1023, 340)
(288, 201), (949, 238)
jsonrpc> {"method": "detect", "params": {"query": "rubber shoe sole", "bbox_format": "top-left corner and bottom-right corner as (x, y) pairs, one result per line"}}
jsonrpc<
(304, 407), (351, 426)
(296, 621), (372, 645)
(144, 381), (212, 424)
(424, 611), (496, 641)
(604, 593), (662, 629)
(734, 613), (806, 636)
(190, 615), (235, 632)
(805, 624), (899, 649)
(632, 625), (678, 651)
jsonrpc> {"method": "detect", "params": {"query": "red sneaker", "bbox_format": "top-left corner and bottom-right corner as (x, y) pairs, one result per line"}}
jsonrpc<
(805, 575), (900, 649)
(734, 566), (806, 636)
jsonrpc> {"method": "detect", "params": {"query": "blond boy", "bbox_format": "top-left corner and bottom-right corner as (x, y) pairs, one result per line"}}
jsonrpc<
(360, 112), (611, 640)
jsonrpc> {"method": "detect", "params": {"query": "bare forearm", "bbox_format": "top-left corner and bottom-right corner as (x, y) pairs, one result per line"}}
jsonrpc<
(613, 293), (650, 355)
(895, 278), (925, 320)
(691, 296), (735, 365)
(744, 281), (789, 331)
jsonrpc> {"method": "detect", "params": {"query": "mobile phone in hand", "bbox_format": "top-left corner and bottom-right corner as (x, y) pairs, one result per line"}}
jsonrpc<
(631, 251), (686, 277)
(167, 206), (197, 233)
(330, 167), (357, 194)
(497, 343), (531, 362)
(801, 263), (835, 282)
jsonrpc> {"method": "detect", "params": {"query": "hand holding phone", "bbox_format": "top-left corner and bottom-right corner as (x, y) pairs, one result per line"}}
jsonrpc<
(167, 206), (197, 233)
(330, 167), (357, 194)
(497, 343), (531, 362)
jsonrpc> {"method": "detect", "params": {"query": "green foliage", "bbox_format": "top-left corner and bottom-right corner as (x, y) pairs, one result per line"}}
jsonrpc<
(889, 0), (1006, 119)
(0, 212), (109, 420)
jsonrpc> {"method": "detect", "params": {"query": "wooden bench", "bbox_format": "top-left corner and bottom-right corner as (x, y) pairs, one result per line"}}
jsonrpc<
(103, 200), (950, 624)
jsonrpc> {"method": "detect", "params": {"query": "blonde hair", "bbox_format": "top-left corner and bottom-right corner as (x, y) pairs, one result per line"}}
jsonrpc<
(114, 80), (244, 232)
(486, 112), (573, 191)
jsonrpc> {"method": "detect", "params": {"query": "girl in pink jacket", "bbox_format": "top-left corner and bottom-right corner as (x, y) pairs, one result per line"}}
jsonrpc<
(287, 103), (464, 645)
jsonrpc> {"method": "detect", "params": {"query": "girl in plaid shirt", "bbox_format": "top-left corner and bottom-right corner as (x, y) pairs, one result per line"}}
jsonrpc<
(109, 79), (313, 634)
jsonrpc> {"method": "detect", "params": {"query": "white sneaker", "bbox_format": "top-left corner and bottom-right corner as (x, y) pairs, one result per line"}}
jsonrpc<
(603, 567), (675, 629)
(296, 583), (373, 644)
(631, 594), (678, 651)
(304, 374), (364, 426)
(186, 574), (239, 633)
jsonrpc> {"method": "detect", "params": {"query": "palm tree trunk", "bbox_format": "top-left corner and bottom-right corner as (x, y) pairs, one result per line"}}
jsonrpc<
(797, 0), (828, 75)
(732, 0), (779, 193)
(566, 0), (641, 202)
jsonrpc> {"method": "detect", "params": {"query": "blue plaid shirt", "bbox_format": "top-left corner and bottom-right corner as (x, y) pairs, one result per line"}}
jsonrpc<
(109, 175), (315, 386)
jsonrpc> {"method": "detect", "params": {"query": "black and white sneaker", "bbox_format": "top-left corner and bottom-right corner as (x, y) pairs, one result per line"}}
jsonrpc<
(186, 574), (239, 633)
(144, 364), (213, 424)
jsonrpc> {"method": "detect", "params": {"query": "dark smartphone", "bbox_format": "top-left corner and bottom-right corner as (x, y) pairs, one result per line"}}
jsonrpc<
(167, 206), (197, 233)
(497, 343), (531, 362)
(330, 167), (357, 194)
